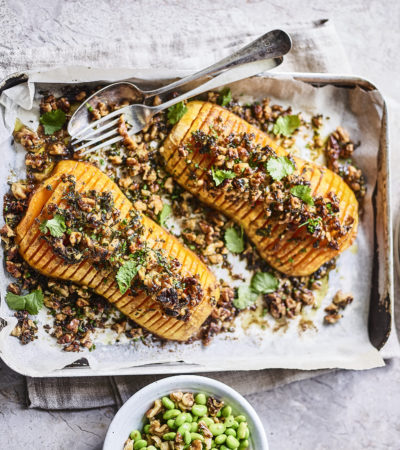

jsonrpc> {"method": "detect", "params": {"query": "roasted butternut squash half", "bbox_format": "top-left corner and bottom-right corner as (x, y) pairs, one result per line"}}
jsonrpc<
(16, 160), (218, 341)
(163, 101), (358, 276)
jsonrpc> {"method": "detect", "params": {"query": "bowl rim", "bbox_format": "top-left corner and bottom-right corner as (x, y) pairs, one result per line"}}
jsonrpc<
(103, 374), (269, 450)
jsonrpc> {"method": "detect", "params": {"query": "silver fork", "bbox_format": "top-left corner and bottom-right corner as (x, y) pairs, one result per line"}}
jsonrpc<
(70, 30), (291, 155)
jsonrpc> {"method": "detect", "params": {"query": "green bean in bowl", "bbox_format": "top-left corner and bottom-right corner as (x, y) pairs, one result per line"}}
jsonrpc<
(123, 391), (250, 450)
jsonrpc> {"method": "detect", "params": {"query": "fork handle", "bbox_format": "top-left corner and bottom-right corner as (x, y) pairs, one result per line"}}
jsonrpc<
(143, 29), (291, 101)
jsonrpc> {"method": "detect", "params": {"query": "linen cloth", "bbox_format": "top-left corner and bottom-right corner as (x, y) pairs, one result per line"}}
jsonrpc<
(0, 13), (358, 409)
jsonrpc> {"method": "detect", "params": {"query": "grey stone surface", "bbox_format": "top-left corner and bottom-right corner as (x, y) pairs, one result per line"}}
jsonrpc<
(1, 0), (400, 449)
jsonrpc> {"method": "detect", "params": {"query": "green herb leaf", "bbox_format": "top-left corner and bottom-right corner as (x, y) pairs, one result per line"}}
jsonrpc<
(167, 102), (188, 125)
(233, 285), (258, 310)
(6, 289), (44, 315)
(39, 214), (66, 237)
(39, 109), (66, 135)
(250, 272), (279, 294)
(266, 156), (295, 181)
(158, 203), (172, 227)
(217, 87), (232, 107)
(224, 227), (244, 253)
(290, 185), (314, 206)
(211, 167), (236, 187)
(116, 260), (140, 294)
(299, 217), (322, 234)
(272, 114), (301, 137)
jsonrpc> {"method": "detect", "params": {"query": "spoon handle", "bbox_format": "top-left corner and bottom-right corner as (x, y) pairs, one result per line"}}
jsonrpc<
(150, 57), (282, 115)
(144, 29), (291, 101)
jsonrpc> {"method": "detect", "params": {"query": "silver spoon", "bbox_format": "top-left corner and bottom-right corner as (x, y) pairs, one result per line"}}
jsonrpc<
(68, 29), (291, 140)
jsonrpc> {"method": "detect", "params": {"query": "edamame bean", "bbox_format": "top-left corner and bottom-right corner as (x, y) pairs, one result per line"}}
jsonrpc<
(221, 406), (232, 418)
(133, 440), (147, 450)
(215, 434), (227, 444)
(239, 439), (249, 449)
(167, 419), (176, 429)
(237, 422), (248, 440)
(209, 422), (226, 436)
(146, 446), (157, 450)
(178, 423), (192, 435)
(129, 430), (141, 441)
(184, 430), (192, 445)
(185, 414), (193, 423)
(200, 416), (214, 427)
(195, 393), (207, 405)
(191, 404), (207, 417)
(224, 415), (235, 427)
(226, 428), (236, 437)
(226, 435), (240, 449)
(143, 424), (150, 434)
(216, 410), (222, 417)
(244, 428), (249, 439)
(163, 409), (181, 420)
(190, 422), (198, 432)
(235, 415), (246, 423)
(162, 396), (175, 410)
(175, 412), (188, 426)
(220, 446), (229, 450)
(163, 432), (176, 441)
(190, 432), (205, 442)
(231, 420), (239, 430)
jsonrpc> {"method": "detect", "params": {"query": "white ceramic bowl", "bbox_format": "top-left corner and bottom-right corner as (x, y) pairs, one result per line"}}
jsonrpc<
(103, 375), (268, 450)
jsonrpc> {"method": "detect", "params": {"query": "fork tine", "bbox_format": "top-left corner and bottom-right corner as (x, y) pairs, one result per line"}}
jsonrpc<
(79, 135), (124, 155)
(73, 126), (120, 152)
(71, 117), (120, 144)
(71, 106), (128, 140)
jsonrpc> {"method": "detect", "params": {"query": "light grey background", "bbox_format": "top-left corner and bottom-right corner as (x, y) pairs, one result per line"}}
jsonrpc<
(1, 0), (400, 449)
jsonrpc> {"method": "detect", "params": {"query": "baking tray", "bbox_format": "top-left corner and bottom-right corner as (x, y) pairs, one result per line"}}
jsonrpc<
(0, 70), (393, 376)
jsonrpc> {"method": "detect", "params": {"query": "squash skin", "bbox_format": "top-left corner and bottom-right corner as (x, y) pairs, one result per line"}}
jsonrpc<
(16, 160), (218, 341)
(162, 101), (358, 276)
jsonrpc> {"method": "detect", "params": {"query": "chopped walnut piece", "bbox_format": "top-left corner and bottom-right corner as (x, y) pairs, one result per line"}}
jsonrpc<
(149, 419), (168, 437)
(333, 290), (354, 308)
(176, 392), (194, 411)
(123, 439), (133, 450)
(146, 399), (163, 419)
(206, 396), (224, 416)
(170, 391), (183, 403)
(190, 440), (203, 450)
(11, 182), (29, 200)
(14, 126), (43, 150)
(324, 313), (342, 324)
(0, 224), (15, 238)
(11, 311), (38, 344)
(47, 142), (68, 156)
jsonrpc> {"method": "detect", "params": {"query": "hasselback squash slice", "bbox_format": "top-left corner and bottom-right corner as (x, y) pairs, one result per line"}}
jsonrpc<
(162, 101), (358, 276)
(16, 160), (219, 341)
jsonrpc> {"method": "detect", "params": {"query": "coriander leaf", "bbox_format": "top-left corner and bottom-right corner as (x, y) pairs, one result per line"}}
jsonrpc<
(224, 227), (244, 253)
(6, 290), (44, 315)
(211, 167), (236, 187)
(290, 185), (314, 206)
(158, 203), (172, 227)
(272, 114), (301, 137)
(167, 102), (188, 125)
(116, 260), (140, 294)
(266, 156), (295, 181)
(39, 214), (66, 238)
(233, 284), (258, 310)
(5, 292), (25, 311)
(217, 87), (232, 107)
(251, 272), (279, 294)
(39, 109), (66, 135)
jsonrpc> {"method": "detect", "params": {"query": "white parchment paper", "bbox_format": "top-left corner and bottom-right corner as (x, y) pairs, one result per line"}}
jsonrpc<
(0, 67), (385, 376)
